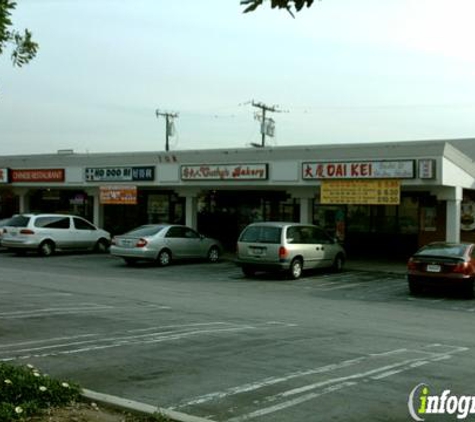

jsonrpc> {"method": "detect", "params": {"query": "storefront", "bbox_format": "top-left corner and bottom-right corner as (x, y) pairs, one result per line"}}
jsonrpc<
(1, 139), (474, 257)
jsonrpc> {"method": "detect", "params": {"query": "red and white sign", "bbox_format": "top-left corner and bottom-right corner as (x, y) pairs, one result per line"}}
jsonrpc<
(303, 161), (414, 180)
(11, 169), (65, 183)
(181, 164), (268, 181)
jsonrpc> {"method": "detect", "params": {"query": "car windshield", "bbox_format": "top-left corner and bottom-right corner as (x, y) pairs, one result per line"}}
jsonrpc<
(5, 215), (30, 227)
(123, 225), (166, 237)
(240, 226), (282, 244)
(416, 244), (468, 258)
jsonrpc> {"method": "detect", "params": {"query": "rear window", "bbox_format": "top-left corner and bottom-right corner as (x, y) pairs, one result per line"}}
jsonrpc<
(5, 215), (30, 227)
(240, 226), (282, 244)
(35, 216), (70, 229)
(416, 244), (468, 258)
(124, 225), (166, 237)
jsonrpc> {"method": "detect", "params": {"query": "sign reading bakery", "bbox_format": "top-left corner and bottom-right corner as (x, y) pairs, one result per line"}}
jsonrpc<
(303, 160), (415, 180)
(181, 164), (268, 181)
(11, 169), (65, 183)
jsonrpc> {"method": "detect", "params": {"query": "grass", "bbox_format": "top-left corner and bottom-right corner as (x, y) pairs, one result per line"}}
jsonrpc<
(0, 362), (170, 422)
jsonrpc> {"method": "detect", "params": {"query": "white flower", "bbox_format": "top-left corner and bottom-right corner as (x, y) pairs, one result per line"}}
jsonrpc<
(15, 406), (23, 414)
(4, 379), (12, 385)
(39, 386), (47, 392)
(33, 371), (41, 377)
(26, 364), (35, 369)
(61, 382), (70, 388)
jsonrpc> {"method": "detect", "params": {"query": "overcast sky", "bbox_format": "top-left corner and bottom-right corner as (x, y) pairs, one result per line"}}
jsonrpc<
(1, 0), (475, 155)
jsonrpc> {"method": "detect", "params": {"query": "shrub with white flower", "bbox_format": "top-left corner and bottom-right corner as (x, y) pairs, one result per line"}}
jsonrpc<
(0, 362), (81, 420)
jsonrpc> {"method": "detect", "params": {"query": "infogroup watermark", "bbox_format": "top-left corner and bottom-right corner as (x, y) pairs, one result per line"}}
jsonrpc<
(409, 383), (475, 420)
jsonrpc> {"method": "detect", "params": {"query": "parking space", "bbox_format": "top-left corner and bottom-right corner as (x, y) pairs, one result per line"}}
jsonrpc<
(1, 252), (475, 421)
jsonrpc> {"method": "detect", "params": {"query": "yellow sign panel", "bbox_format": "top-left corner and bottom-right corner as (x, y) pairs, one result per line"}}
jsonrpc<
(321, 179), (401, 205)
(100, 186), (137, 205)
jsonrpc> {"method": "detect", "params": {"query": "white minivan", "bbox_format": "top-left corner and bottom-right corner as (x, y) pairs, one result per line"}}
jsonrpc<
(236, 222), (346, 279)
(2, 213), (110, 256)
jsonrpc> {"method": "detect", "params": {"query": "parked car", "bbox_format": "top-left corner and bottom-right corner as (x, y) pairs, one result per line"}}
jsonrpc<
(0, 217), (13, 247)
(236, 222), (346, 279)
(407, 242), (475, 297)
(1, 213), (111, 256)
(110, 224), (223, 266)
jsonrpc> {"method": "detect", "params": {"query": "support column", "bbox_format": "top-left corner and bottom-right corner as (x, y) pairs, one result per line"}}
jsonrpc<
(185, 195), (198, 229)
(289, 187), (316, 224)
(436, 186), (462, 243)
(85, 188), (102, 227)
(12, 188), (28, 213)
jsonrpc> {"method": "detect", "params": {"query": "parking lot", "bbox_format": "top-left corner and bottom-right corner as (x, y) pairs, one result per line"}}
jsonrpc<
(1, 251), (475, 421)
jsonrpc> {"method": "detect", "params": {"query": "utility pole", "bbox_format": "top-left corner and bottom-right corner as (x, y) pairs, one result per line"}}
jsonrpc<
(251, 101), (279, 147)
(155, 109), (179, 152)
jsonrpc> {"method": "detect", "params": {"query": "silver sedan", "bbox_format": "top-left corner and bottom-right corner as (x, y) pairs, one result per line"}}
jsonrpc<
(110, 224), (222, 266)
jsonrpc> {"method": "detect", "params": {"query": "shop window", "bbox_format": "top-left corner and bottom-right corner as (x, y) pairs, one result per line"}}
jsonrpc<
(399, 196), (419, 234)
(347, 205), (371, 233)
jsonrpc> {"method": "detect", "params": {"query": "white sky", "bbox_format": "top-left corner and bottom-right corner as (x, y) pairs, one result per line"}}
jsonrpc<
(1, 0), (475, 155)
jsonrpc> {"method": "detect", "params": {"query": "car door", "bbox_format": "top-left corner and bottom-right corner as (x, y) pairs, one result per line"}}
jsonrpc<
(308, 226), (336, 268)
(73, 217), (99, 249)
(164, 226), (192, 258)
(299, 226), (327, 269)
(35, 216), (72, 249)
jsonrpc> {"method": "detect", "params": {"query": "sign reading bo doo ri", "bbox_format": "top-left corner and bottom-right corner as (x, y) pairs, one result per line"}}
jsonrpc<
(303, 160), (415, 179)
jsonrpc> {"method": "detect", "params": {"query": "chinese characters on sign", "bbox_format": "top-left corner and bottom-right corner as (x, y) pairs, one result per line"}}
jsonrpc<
(85, 166), (155, 182)
(99, 186), (137, 205)
(181, 164), (268, 181)
(11, 169), (65, 182)
(303, 161), (414, 179)
(321, 180), (401, 205)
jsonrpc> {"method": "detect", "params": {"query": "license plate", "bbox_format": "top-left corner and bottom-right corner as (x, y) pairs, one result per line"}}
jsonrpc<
(426, 264), (441, 273)
(251, 247), (264, 256)
(121, 239), (133, 247)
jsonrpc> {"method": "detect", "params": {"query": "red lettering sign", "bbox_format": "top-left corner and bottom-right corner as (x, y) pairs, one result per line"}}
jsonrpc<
(11, 169), (65, 183)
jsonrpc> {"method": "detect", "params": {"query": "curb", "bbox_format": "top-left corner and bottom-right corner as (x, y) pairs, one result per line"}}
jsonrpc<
(82, 389), (216, 422)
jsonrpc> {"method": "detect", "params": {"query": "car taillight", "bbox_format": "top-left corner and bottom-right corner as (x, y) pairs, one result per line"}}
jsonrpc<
(136, 238), (147, 248)
(20, 229), (35, 235)
(279, 246), (288, 259)
(407, 258), (417, 271)
(453, 262), (471, 275)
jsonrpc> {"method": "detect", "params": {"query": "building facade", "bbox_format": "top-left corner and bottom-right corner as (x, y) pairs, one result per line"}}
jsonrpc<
(1, 139), (475, 257)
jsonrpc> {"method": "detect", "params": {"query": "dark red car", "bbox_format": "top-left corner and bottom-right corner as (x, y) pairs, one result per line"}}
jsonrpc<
(407, 242), (475, 297)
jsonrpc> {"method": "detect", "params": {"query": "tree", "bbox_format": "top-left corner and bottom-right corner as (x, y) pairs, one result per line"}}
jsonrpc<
(241, 0), (316, 17)
(0, 0), (38, 67)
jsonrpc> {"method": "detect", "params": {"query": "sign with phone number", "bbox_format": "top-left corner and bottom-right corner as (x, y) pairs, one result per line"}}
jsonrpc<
(321, 179), (401, 205)
(85, 166), (155, 182)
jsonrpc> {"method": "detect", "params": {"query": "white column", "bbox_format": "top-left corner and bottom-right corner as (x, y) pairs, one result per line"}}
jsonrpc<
(185, 195), (198, 229)
(436, 186), (462, 243)
(299, 197), (313, 224)
(446, 197), (462, 243)
(12, 188), (28, 213)
(86, 188), (101, 227)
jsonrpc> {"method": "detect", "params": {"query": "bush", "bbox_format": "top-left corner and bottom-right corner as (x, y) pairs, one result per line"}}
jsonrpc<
(0, 362), (81, 421)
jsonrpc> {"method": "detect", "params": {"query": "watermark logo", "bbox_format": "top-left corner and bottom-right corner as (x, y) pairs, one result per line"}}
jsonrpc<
(408, 383), (475, 420)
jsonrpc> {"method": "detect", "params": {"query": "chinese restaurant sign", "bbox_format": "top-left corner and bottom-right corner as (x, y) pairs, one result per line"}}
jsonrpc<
(321, 180), (401, 205)
(181, 164), (268, 181)
(303, 161), (414, 179)
(11, 169), (65, 183)
(99, 186), (137, 205)
(85, 166), (155, 182)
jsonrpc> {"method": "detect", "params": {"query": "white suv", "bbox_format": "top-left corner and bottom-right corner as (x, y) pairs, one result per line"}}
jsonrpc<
(2, 214), (110, 256)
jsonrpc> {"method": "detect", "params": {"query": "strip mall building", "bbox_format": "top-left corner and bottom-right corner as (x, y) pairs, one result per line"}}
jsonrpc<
(1, 138), (475, 257)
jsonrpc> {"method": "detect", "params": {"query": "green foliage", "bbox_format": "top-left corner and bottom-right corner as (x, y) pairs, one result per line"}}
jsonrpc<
(241, 0), (316, 17)
(0, 0), (38, 67)
(0, 362), (81, 421)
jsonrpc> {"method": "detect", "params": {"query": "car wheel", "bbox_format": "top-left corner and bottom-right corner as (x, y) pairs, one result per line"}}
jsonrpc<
(157, 249), (171, 267)
(39, 240), (55, 257)
(242, 266), (256, 278)
(289, 258), (303, 280)
(332, 254), (345, 272)
(208, 246), (220, 263)
(94, 238), (110, 253)
(408, 279), (423, 295)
